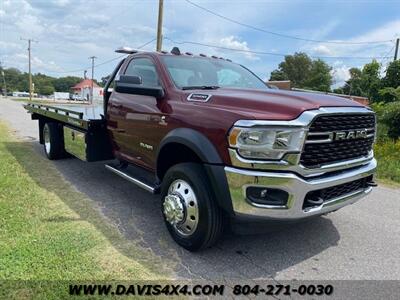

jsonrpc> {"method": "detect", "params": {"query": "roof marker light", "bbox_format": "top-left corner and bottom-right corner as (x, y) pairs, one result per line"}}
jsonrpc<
(115, 47), (140, 54)
(171, 47), (181, 55)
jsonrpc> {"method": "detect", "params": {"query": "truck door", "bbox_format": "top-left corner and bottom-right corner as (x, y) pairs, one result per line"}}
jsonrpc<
(108, 56), (167, 170)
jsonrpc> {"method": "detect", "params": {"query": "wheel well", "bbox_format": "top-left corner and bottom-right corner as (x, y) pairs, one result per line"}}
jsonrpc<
(157, 143), (202, 181)
(37, 116), (63, 144)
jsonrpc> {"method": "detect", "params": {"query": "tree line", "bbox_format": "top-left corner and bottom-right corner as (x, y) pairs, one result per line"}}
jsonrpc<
(1, 56), (398, 102)
(269, 52), (400, 103)
(0, 67), (103, 96)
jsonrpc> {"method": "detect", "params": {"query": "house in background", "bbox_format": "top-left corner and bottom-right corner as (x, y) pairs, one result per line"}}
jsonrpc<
(71, 79), (103, 102)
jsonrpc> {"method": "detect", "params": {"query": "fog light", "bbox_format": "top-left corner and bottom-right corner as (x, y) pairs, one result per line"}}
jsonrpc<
(246, 187), (288, 206)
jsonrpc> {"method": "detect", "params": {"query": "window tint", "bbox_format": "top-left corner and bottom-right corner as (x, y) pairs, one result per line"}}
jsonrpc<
(125, 58), (160, 87)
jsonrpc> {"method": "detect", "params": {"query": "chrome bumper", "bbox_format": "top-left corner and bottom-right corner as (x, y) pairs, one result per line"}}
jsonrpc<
(225, 159), (377, 220)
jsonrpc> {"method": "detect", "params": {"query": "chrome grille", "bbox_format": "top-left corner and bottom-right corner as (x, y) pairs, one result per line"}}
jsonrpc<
(300, 113), (375, 168)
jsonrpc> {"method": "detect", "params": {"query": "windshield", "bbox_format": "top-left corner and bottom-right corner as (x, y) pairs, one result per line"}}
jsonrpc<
(161, 56), (269, 90)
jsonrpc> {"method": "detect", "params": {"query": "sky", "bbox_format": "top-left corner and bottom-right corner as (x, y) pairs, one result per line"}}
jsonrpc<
(0, 0), (399, 87)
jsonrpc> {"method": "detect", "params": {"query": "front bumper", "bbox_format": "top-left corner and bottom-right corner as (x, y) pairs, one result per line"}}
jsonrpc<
(225, 159), (377, 220)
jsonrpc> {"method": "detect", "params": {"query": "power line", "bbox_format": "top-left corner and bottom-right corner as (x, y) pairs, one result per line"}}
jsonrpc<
(379, 43), (396, 65)
(184, 0), (395, 45)
(164, 37), (393, 60)
(45, 38), (157, 75)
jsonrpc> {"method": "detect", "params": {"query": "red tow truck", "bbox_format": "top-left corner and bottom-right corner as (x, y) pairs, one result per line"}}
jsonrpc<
(25, 47), (377, 251)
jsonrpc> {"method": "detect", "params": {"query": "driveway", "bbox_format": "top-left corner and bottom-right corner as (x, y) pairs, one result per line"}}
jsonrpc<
(1, 97), (399, 280)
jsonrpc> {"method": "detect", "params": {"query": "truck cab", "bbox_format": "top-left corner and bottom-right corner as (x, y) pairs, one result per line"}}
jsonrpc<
(26, 47), (377, 251)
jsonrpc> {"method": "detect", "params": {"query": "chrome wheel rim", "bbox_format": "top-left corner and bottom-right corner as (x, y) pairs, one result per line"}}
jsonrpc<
(163, 179), (199, 236)
(43, 125), (51, 154)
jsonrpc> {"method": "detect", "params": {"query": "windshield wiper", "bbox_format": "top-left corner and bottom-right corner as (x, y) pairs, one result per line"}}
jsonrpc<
(181, 85), (220, 90)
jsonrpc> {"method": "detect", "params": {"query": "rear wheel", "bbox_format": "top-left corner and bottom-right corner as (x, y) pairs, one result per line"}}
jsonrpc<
(43, 122), (64, 160)
(161, 163), (223, 251)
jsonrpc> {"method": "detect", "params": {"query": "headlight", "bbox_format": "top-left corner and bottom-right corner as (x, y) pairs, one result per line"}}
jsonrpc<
(228, 127), (307, 160)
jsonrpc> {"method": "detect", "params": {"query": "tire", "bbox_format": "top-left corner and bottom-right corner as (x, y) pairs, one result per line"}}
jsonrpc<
(161, 163), (223, 251)
(43, 122), (65, 160)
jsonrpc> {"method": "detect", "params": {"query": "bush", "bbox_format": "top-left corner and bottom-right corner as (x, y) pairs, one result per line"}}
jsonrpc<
(381, 101), (400, 139)
(374, 139), (400, 183)
(369, 102), (389, 142)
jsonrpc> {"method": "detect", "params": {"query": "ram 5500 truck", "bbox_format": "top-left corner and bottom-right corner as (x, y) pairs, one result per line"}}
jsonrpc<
(25, 47), (377, 251)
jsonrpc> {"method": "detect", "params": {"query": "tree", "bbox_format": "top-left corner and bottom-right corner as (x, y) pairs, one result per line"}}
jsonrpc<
(382, 60), (400, 89)
(269, 69), (287, 81)
(342, 67), (363, 96)
(38, 85), (55, 95)
(379, 87), (400, 102)
(53, 76), (82, 92)
(269, 52), (332, 91)
(0, 67), (86, 95)
(303, 59), (332, 92)
(360, 60), (381, 102)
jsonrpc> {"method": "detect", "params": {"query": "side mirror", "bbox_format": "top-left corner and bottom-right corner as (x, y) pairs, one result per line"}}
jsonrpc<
(115, 75), (164, 99)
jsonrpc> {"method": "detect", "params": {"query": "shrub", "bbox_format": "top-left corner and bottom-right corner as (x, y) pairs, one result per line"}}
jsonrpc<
(374, 139), (400, 183)
(369, 102), (389, 142)
(381, 101), (400, 139)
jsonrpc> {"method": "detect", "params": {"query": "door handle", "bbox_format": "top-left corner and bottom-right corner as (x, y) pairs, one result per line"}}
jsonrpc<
(115, 129), (126, 133)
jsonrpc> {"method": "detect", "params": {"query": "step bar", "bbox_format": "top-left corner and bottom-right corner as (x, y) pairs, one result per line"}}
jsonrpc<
(105, 164), (158, 194)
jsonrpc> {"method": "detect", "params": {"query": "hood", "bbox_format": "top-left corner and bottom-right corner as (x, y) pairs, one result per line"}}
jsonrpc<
(183, 88), (364, 120)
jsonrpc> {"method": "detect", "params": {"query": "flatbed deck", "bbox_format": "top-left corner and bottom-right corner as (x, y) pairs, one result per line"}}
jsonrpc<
(24, 102), (104, 130)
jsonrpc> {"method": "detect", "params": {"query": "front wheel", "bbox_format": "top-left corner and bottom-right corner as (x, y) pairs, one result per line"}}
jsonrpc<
(161, 163), (223, 251)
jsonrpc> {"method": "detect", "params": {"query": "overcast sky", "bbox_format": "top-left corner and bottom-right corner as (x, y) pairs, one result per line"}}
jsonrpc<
(1, 0), (399, 85)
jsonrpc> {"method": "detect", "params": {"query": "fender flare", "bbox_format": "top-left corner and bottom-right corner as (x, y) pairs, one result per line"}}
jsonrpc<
(157, 128), (223, 165)
(156, 128), (234, 215)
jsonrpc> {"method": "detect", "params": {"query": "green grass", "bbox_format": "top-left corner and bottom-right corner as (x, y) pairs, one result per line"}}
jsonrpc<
(374, 139), (400, 185)
(0, 122), (173, 299)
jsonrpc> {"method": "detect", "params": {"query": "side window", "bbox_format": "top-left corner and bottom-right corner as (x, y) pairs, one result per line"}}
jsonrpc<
(125, 58), (160, 87)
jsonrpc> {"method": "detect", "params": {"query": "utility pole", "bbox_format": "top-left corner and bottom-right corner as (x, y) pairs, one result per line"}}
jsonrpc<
(0, 61), (6, 98)
(20, 38), (38, 101)
(395, 38), (399, 61)
(89, 56), (97, 104)
(156, 0), (164, 51)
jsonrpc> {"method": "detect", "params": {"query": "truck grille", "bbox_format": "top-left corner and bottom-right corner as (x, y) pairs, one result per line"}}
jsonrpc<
(300, 113), (375, 168)
(303, 176), (372, 209)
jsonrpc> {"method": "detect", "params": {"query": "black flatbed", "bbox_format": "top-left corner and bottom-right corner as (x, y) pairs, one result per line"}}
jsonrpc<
(24, 102), (104, 130)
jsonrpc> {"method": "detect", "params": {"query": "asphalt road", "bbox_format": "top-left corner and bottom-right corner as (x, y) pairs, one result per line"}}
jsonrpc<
(1, 97), (399, 281)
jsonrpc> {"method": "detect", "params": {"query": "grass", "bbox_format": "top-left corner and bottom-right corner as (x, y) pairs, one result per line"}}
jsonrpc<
(374, 139), (400, 185)
(0, 122), (173, 299)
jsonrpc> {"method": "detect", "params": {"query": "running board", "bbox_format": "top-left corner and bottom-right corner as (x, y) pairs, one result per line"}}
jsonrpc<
(105, 163), (159, 194)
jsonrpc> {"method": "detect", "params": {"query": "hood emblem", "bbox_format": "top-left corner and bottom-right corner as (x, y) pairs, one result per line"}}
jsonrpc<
(187, 93), (212, 102)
